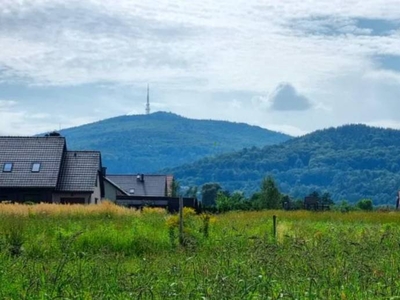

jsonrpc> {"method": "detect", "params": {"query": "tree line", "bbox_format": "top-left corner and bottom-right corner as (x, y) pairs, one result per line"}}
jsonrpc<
(182, 176), (376, 213)
(171, 124), (400, 205)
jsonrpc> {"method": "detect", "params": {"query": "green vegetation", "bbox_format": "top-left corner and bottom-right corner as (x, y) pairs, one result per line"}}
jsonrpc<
(59, 112), (290, 173)
(172, 124), (400, 205)
(1, 203), (400, 298)
(207, 179), (372, 213)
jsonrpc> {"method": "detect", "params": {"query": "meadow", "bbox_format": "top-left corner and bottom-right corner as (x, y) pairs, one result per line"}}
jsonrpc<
(0, 202), (400, 299)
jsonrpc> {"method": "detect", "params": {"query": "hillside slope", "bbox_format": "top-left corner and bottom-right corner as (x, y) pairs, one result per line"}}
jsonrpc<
(169, 124), (400, 205)
(59, 112), (291, 173)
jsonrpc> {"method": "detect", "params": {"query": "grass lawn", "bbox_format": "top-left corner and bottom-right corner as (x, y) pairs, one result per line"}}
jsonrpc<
(0, 202), (399, 299)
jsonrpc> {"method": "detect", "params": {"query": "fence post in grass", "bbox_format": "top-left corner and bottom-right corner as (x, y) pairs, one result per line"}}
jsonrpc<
(179, 196), (184, 245)
(273, 215), (277, 240)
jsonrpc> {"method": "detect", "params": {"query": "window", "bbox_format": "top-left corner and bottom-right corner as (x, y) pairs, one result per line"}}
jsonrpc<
(60, 197), (85, 204)
(31, 163), (41, 172)
(3, 163), (13, 172)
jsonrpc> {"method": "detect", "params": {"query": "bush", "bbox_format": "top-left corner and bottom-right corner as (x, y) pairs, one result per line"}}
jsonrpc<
(356, 199), (373, 211)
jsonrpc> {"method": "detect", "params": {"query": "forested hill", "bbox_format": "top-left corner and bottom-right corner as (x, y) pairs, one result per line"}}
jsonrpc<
(58, 112), (291, 173)
(169, 124), (400, 205)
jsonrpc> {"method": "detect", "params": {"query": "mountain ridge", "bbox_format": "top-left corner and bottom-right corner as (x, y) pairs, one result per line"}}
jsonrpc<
(56, 111), (292, 173)
(168, 123), (400, 205)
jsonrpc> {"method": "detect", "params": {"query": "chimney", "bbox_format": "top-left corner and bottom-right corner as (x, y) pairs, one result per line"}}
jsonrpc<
(102, 167), (107, 177)
(137, 174), (145, 182)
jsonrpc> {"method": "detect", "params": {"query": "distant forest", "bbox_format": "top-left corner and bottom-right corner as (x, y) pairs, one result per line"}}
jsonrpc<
(60, 112), (291, 173)
(170, 124), (400, 205)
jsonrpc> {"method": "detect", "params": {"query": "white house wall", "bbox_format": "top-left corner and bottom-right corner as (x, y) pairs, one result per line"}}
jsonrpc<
(103, 180), (118, 202)
(91, 173), (102, 204)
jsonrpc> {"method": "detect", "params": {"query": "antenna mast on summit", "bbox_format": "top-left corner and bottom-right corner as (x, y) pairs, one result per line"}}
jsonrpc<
(146, 84), (150, 115)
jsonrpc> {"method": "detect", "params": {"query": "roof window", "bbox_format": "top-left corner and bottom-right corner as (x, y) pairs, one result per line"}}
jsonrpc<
(31, 163), (41, 173)
(3, 163), (13, 172)
(128, 188), (135, 195)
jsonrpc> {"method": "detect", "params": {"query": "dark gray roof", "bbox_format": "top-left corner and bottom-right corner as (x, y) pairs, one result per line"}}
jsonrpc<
(0, 136), (66, 188)
(103, 177), (129, 196)
(56, 151), (101, 192)
(106, 175), (167, 197)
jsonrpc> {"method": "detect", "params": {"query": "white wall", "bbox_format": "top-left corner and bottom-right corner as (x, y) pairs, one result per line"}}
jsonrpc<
(103, 179), (118, 202)
(90, 173), (102, 204)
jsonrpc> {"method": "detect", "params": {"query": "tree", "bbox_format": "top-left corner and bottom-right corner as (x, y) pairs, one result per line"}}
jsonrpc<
(321, 192), (334, 205)
(257, 176), (282, 210)
(185, 186), (198, 198)
(356, 199), (373, 211)
(170, 179), (180, 197)
(201, 183), (222, 207)
(337, 200), (353, 212)
(215, 191), (231, 212)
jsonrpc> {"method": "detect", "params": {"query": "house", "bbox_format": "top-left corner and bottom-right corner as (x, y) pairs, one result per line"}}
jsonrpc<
(0, 135), (198, 210)
(105, 174), (200, 212)
(304, 196), (330, 211)
(0, 136), (104, 204)
(115, 195), (201, 213)
(105, 174), (173, 200)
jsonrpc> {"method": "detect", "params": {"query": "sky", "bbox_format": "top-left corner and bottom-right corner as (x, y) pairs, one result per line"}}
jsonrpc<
(1, 0), (400, 136)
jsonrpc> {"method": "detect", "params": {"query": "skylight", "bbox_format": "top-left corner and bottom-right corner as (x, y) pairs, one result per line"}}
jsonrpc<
(32, 163), (41, 172)
(3, 163), (13, 172)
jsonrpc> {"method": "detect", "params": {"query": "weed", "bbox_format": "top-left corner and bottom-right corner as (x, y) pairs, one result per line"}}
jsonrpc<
(0, 205), (399, 298)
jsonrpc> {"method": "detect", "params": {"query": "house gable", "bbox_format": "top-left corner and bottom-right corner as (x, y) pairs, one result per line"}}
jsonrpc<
(0, 136), (66, 189)
(56, 151), (101, 192)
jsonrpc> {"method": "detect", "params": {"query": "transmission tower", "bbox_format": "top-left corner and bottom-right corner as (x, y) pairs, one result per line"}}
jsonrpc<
(146, 84), (150, 115)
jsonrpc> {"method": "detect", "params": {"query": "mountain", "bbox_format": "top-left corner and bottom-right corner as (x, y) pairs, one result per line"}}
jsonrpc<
(169, 124), (400, 205)
(58, 112), (291, 173)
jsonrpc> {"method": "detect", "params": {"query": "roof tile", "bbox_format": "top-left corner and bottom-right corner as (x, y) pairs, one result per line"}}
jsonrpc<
(0, 137), (65, 188)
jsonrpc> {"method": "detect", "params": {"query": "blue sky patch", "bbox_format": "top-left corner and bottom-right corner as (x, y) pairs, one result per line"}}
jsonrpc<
(290, 16), (399, 37)
(356, 18), (399, 36)
(375, 55), (400, 72)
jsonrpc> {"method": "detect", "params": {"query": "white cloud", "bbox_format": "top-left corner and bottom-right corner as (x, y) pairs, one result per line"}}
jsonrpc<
(0, 1), (400, 135)
(0, 0), (399, 89)
(267, 83), (313, 111)
(0, 100), (17, 108)
(263, 124), (309, 137)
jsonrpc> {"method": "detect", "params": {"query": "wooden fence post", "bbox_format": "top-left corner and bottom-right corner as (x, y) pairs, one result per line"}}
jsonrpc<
(273, 215), (277, 240)
(179, 197), (184, 245)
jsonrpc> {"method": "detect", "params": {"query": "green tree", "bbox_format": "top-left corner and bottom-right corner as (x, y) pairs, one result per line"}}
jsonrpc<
(185, 186), (198, 198)
(337, 200), (353, 212)
(201, 183), (222, 207)
(215, 191), (231, 212)
(321, 192), (334, 205)
(257, 176), (282, 210)
(170, 179), (180, 197)
(356, 199), (373, 211)
(230, 191), (247, 210)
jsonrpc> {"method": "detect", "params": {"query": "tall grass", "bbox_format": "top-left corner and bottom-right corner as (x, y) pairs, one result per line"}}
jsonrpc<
(0, 201), (138, 217)
(0, 203), (400, 298)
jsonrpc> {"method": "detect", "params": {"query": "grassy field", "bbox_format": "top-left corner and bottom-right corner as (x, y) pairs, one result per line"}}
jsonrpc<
(0, 202), (400, 299)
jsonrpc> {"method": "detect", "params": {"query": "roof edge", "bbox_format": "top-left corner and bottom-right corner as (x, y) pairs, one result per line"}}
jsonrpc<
(104, 177), (129, 196)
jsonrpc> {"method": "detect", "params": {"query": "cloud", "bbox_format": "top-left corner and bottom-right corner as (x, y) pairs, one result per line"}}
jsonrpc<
(263, 124), (308, 137)
(1, 1), (400, 136)
(0, 99), (17, 108)
(267, 83), (313, 111)
(0, 0), (399, 90)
